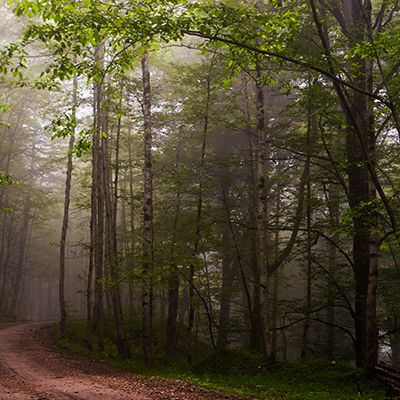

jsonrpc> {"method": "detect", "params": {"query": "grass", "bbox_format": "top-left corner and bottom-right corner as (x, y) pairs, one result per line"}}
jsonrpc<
(56, 320), (388, 400)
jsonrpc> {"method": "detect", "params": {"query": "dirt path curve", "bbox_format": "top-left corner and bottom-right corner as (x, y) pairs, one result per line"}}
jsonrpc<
(0, 322), (254, 400)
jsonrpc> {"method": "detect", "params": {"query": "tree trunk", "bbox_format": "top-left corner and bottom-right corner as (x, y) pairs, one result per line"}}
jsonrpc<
(187, 58), (213, 365)
(0, 202), (17, 312)
(241, 73), (262, 351)
(127, 130), (136, 311)
(166, 143), (182, 358)
(300, 177), (312, 360)
(311, 0), (378, 372)
(271, 182), (281, 359)
(90, 46), (106, 350)
(255, 65), (271, 358)
(300, 83), (317, 360)
(101, 93), (130, 358)
(326, 184), (339, 358)
(391, 331), (400, 367)
(9, 141), (36, 317)
(342, 0), (378, 372)
(141, 51), (154, 364)
(9, 214), (30, 317)
(216, 225), (234, 351)
(59, 74), (77, 335)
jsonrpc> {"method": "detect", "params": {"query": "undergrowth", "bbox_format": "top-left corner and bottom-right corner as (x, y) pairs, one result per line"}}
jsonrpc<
(55, 319), (387, 400)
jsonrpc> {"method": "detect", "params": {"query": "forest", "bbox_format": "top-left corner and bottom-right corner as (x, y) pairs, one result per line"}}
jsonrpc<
(0, 0), (400, 398)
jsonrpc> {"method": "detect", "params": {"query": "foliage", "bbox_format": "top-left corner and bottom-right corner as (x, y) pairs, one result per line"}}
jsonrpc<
(57, 320), (387, 400)
(3, 0), (400, 385)
(0, 172), (13, 186)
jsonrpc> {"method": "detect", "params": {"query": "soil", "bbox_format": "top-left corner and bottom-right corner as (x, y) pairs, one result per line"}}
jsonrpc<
(0, 322), (255, 400)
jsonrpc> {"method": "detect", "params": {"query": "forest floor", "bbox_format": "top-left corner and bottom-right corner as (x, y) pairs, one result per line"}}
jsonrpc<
(0, 321), (254, 400)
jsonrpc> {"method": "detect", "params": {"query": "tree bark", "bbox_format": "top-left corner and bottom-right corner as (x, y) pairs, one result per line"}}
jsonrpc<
(187, 59), (213, 365)
(141, 51), (154, 364)
(326, 184), (339, 358)
(127, 130), (136, 311)
(241, 74), (262, 350)
(255, 65), (272, 358)
(271, 180), (281, 359)
(311, 0), (379, 372)
(59, 74), (77, 335)
(9, 213), (29, 317)
(300, 82), (317, 360)
(101, 89), (130, 358)
(166, 142), (182, 358)
(216, 224), (234, 351)
(90, 45), (106, 351)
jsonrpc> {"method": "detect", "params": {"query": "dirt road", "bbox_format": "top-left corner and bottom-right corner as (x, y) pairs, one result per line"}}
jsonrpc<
(0, 322), (253, 400)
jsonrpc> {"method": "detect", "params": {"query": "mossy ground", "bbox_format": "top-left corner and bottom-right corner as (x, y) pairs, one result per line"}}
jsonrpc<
(56, 320), (387, 400)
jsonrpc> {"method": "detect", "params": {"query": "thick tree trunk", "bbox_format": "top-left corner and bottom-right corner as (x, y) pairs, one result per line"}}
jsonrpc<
(391, 331), (400, 367)
(343, 0), (378, 372)
(312, 0), (379, 372)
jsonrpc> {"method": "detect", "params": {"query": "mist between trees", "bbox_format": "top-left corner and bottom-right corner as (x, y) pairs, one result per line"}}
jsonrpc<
(0, 0), (400, 376)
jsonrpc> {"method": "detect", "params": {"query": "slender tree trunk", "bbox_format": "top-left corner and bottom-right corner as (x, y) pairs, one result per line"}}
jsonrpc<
(187, 59), (213, 365)
(101, 94), (130, 358)
(59, 75), (77, 335)
(87, 80), (98, 345)
(241, 74), (262, 350)
(90, 45), (106, 350)
(166, 271), (180, 357)
(127, 129), (136, 311)
(301, 178), (312, 360)
(87, 154), (95, 345)
(216, 224), (234, 351)
(0, 202), (17, 312)
(300, 85), (316, 360)
(166, 142), (182, 358)
(9, 141), (36, 317)
(221, 175), (255, 348)
(0, 149), (15, 280)
(9, 215), (29, 317)
(119, 180), (128, 310)
(255, 65), (271, 358)
(326, 185), (339, 358)
(271, 182), (281, 359)
(141, 51), (154, 364)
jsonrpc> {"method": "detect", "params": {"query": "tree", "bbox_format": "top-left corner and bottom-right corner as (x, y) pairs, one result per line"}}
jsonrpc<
(59, 75), (77, 335)
(141, 51), (154, 364)
(8, 0), (400, 374)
